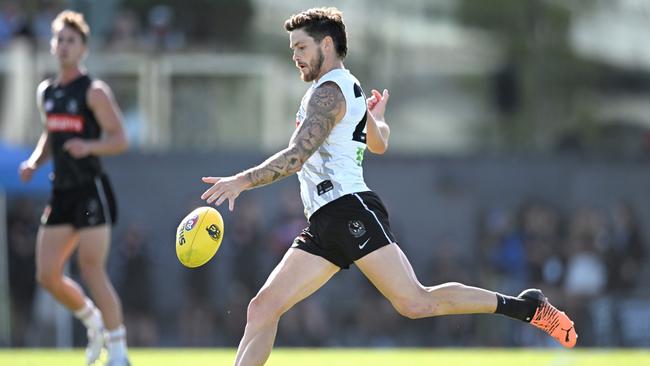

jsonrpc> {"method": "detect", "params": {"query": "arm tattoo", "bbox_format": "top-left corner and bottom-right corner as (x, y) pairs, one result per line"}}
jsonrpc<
(244, 81), (345, 188)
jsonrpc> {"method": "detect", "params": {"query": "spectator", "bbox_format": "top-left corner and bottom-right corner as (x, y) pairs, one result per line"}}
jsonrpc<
(481, 207), (528, 292)
(563, 207), (608, 345)
(7, 196), (41, 346)
(269, 188), (307, 263)
(141, 5), (185, 51)
(112, 224), (158, 346)
(606, 201), (645, 293)
(106, 9), (141, 51)
(228, 196), (267, 295)
(31, 1), (60, 46)
(0, 1), (27, 47)
(177, 265), (217, 346)
(520, 201), (562, 288)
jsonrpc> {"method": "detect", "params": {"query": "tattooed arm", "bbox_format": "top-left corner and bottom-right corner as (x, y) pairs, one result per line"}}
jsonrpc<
(244, 81), (345, 186)
(201, 81), (346, 210)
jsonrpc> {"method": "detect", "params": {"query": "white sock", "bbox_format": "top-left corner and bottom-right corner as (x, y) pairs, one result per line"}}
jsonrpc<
(73, 298), (104, 331)
(106, 325), (128, 359)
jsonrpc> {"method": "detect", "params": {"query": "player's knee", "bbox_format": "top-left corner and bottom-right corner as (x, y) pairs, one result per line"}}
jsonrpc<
(396, 282), (468, 318)
(36, 270), (59, 292)
(392, 284), (463, 319)
(392, 297), (430, 319)
(77, 257), (105, 281)
(247, 293), (282, 325)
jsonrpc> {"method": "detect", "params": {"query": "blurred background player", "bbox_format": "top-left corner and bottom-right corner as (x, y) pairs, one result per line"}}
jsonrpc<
(17, 10), (130, 366)
(201, 7), (577, 365)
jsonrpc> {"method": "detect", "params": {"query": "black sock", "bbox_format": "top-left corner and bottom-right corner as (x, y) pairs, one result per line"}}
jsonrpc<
(494, 293), (538, 322)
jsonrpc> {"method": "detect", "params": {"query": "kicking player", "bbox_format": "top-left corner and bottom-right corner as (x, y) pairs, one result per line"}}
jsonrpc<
(201, 7), (577, 366)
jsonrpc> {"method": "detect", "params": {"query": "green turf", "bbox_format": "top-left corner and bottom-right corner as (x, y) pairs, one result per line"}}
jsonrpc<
(0, 348), (648, 366)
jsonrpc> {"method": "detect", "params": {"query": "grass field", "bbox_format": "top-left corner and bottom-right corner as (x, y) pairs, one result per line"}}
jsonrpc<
(1, 348), (649, 366)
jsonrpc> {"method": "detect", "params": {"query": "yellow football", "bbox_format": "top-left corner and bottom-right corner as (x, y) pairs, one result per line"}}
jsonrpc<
(176, 206), (224, 268)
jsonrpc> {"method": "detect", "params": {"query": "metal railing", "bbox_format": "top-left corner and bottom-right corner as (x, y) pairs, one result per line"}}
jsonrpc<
(0, 45), (295, 152)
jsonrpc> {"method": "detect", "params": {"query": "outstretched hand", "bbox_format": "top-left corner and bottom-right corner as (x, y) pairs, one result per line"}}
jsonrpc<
(18, 161), (36, 183)
(201, 175), (247, 211)
(367, 89), (390, 122)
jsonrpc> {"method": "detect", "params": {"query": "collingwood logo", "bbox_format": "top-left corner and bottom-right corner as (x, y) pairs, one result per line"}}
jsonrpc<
(348, 220), (366, 238)
(67, 99), (78, 114)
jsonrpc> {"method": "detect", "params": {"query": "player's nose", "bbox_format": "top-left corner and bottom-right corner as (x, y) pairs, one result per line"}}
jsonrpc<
(292, 51), (302, 63)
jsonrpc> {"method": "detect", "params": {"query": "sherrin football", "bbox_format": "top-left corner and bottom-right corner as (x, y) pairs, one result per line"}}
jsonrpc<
(176, 206), (224, 268)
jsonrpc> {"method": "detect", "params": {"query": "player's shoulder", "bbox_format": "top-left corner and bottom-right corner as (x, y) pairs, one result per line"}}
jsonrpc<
(88, 79), (112, 93)
(36, 78), (53, 95)
(314, 80), (343, 94)
(87, 79), (115, 105)
(309, 81), (345, 111)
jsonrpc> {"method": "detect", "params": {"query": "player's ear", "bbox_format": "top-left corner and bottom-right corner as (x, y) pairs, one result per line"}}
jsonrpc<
(322, 36), (333, 52)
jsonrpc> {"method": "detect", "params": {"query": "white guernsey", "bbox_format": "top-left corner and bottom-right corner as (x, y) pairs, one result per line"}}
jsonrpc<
(296, 68), (370, 218)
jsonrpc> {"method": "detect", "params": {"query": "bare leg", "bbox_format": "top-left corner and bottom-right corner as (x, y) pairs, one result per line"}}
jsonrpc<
(77, 225), (122, 329)
(356, 243), (578, 347)
(36, 225), (110, 364)
(35, 225), (86, 310)
(355, 244), (497, 318)
(234, 249), (339, 366)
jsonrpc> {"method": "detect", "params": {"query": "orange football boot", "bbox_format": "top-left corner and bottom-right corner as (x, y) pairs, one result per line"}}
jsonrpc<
(519, 289), (578, 348)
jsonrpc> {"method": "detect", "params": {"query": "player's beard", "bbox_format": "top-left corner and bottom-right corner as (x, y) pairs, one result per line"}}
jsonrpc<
(302, 48), (324, 82)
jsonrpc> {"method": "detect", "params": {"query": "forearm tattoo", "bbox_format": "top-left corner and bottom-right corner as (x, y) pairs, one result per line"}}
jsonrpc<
(244, 81), (344, 188)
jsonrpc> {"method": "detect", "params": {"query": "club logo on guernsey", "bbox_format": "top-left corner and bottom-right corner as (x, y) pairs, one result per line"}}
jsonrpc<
(348, 220), (366, 238)
(67, 99), (78, 114)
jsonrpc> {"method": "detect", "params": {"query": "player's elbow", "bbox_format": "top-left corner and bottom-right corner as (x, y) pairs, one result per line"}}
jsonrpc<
(288, 162), (303, 175)
(367, 140), (388, 155)
(366, 136), (388, 155)
(116, 135), (129, 153)
(290, 159), (306, 174)
(106, 130), (129, 154)
(367, 126), (390, 154)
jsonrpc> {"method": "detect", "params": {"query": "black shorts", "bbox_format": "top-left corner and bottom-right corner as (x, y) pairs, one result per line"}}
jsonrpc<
(42, 174), (118, 228)
(292, 191), (397, 269)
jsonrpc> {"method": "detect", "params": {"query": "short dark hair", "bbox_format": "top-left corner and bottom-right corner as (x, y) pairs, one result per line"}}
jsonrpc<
(52, 10), (90, 43)
(284, 7), (347, 59)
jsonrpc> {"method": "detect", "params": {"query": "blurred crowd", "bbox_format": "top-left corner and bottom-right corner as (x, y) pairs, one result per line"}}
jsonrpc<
(7, 191), (647, 348)
(0, 1), (52, 48)
(478, 200), (647, 347)
(0, 1), (186, 51)
(0, 0), (258, 53)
